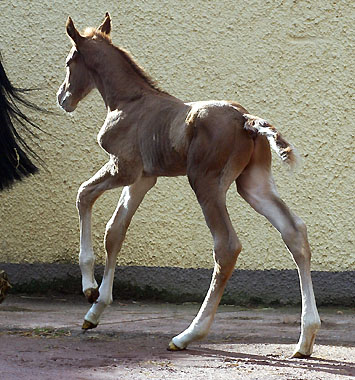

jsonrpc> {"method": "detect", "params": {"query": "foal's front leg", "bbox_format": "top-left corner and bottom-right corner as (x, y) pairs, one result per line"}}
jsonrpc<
(82, 176), (157, 329)
(77, 163), (122, 303)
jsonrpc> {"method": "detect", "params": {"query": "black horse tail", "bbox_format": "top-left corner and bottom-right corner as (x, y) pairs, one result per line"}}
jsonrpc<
(0, 54), (46, 191)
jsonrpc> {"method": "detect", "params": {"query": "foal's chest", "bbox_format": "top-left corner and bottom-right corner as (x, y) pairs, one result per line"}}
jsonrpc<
(97, 110), (135, 154)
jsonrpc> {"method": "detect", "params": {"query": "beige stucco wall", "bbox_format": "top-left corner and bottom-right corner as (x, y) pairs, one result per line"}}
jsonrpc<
(0, 0), (353, 272)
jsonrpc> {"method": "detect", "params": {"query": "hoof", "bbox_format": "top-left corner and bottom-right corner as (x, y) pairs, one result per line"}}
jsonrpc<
(0, 270), (12, 304)
(291, 351), (311, 359)
(84, 288), (99, 304)
(82, 320), (98, 330)
(167, 341), (185, 351)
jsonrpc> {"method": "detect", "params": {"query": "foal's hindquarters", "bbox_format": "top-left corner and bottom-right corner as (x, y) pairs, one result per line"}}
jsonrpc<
(167, 107), (320, 357)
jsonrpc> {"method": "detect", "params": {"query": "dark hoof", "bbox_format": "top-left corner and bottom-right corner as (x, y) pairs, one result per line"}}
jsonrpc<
(84, 288), (99, 304)
(82, 320), (98, 330)
(291, 351), (311, 359)
(0, 270), (12, 304)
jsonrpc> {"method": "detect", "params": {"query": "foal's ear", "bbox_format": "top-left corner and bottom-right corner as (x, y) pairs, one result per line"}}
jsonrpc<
(97, 12), (111, 35)
(66, 17), (84, 46)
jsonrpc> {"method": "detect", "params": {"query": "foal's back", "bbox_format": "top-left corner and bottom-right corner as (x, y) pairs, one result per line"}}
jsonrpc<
(136, 96), (253, 180)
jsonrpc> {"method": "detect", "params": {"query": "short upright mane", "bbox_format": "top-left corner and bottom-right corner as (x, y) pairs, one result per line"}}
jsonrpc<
(118, 47), (168, 94)
(84, 28), (167, 94)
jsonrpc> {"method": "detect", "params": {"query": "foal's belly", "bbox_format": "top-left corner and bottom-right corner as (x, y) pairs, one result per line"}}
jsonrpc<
(141, 147), (188, 177)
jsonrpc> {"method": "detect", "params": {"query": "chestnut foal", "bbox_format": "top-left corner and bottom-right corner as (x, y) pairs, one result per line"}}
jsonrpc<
(57, 14), (320, 358)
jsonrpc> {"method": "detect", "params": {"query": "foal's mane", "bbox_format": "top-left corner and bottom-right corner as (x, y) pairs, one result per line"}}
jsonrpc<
(84, 27), (167, 94)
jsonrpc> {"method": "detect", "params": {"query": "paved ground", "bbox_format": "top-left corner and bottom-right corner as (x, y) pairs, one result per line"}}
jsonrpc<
(0, 294), (354, 379)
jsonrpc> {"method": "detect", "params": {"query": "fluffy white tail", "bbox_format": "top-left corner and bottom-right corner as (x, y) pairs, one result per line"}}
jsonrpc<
(243, 113), (300, 169)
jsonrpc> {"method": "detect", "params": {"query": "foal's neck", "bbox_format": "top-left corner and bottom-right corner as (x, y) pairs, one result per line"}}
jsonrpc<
(91, 46), (160, 110)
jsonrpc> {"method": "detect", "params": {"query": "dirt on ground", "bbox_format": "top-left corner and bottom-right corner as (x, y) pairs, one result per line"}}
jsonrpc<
(0, 294), (354, 379)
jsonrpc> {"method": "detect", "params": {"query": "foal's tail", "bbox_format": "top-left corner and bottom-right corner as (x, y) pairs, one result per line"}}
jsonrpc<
(243, 113), (300, 169)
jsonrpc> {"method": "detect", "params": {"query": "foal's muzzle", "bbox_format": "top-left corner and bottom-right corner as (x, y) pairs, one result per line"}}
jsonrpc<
(57, 85), (76, 112)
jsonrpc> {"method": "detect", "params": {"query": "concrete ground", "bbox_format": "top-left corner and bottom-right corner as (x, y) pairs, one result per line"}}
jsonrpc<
(0, 294), (354, 379)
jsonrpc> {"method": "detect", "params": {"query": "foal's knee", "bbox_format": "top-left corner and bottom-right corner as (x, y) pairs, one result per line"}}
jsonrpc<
(76, 182), (94, 212)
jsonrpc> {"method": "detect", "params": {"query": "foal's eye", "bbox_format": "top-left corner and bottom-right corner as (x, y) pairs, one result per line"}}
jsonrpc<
(65, 50), (79, 67)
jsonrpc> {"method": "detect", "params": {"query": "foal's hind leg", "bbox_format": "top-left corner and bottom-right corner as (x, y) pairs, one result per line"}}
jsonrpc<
(169, 108), (253, 350)
(82, 176), (157, 329)
(169, 180), (242, 350)
(236, 137), (321, 358)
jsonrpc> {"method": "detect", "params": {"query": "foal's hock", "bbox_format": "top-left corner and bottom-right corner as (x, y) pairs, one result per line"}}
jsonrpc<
(58, 13), (320, 358)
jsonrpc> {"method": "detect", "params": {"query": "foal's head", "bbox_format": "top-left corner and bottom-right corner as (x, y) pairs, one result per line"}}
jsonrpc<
(57, 13), (112, 112)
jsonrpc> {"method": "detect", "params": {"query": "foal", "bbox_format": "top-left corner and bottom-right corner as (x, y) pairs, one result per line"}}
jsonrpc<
(57, 14), (320, 358)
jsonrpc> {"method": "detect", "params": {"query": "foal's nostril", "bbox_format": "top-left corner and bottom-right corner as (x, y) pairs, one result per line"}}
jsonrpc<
(57, 86), (65, 106)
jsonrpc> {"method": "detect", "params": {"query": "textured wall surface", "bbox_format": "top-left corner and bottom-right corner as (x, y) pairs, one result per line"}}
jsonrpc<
(0, 1), (353, 276)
